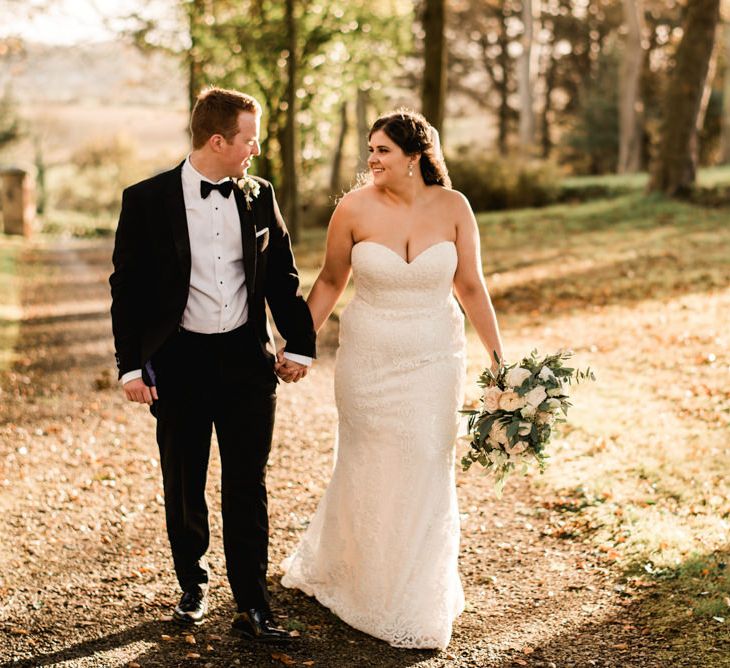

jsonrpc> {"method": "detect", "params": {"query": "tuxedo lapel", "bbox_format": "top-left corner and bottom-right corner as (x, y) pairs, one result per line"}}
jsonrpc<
(233, 186), (257, 294)
(164, 162), (191, 280)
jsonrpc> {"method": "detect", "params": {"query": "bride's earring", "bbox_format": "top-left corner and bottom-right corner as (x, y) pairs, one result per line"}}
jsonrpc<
(408, 163), (413, 177)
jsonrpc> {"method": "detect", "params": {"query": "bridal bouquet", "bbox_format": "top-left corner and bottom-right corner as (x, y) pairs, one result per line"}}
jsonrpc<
(461, 349), (594, 494)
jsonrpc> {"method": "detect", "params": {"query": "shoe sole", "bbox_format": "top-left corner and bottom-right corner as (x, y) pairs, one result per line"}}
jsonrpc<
(173, 612), (206, 626)
(231, 627), (294, 643)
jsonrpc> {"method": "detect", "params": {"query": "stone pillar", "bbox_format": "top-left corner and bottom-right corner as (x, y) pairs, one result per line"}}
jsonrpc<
(1, 168), (36, 237)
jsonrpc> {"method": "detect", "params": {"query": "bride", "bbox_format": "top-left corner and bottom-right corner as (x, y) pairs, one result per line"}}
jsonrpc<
(280, 109), (503, 649)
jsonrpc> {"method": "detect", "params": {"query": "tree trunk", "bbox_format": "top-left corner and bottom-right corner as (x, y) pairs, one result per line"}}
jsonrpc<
(722, 22), (730, 163)
(356, 86), (370, 173)
(618, 0), (645, 173)
(517, 0), (536, 151)
(329, 101), (348, 193)
(187, 0), (206, 115)
(650, 0), (720, 196)
(540, 51), (556, 159)
(282, 0), (299, 242)
(421, 0), (446, 133)
(496, 7), (511, 155)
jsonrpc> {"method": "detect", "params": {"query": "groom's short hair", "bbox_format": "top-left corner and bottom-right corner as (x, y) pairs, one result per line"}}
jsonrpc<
(191, 87), (262, 149)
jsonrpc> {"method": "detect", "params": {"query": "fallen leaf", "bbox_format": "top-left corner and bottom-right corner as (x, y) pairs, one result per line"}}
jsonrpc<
(10, 628), (30, 635)
(128, 663), (141, 668)
(271, 654), (296, 666)
(523, 646), (535, 654)
(186, 652), (201, 659)
(185, 635), (196, 645)
(160, 634), (172, 641)
(612, 643), (628, 649)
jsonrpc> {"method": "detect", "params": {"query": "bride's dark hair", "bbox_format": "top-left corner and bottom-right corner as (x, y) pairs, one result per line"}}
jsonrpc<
(368, 108), (451, 188)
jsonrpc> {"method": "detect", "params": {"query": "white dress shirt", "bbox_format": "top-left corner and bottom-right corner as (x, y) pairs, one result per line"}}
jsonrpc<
(121, 156), (310, 386)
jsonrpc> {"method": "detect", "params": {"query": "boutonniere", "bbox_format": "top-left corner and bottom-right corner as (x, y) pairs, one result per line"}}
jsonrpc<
(236, 174), (261, 210)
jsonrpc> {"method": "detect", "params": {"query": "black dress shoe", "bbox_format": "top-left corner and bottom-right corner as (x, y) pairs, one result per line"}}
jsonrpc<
(173, 590), (208, 625)
(231, 608), (294, 642)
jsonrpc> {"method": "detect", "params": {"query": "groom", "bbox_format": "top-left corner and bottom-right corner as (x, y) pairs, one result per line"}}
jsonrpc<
(109, 87), (316, 640)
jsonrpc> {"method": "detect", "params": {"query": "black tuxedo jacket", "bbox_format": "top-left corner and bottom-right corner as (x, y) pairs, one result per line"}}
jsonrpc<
(109, 161), (316, 380)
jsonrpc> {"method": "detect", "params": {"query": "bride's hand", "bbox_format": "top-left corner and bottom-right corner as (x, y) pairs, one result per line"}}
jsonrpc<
(275, 347), (308, 383)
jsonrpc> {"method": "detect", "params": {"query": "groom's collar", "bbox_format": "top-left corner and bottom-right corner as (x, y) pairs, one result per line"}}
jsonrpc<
(183, 154), (233, 188)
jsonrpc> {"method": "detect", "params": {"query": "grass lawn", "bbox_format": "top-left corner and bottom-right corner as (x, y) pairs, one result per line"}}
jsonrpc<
(294, 190), (730, 629)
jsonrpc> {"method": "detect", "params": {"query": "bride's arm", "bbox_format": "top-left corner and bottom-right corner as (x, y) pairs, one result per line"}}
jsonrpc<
(307, 198), (355, 332)
(451, 192), (504, 370)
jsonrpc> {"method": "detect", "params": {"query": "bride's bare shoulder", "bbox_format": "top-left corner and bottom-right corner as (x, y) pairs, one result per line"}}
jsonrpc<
(431, 186), (471, 209)
(335, 185), (380, 217)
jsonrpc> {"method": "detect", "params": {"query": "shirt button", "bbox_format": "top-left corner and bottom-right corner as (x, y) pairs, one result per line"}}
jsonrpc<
(218, 256), (221, 260)
(220, 281), (223, 285)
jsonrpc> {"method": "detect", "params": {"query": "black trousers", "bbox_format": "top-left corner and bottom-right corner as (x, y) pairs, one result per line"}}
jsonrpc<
(151, 322), (277, 612)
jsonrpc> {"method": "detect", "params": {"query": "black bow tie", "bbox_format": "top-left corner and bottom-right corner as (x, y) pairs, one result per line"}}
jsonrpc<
(200, 180), (234, 199)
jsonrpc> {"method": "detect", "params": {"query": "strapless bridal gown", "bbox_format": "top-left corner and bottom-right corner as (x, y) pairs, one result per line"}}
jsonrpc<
(281, 240), (467, 649)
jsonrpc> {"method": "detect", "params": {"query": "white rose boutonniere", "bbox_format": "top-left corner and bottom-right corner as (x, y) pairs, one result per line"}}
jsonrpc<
(236, 174), (261, 210)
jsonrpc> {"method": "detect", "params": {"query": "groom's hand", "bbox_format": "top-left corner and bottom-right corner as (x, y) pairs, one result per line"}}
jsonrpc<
(123, 377), (158, 405)
(275, 348), (308, 383)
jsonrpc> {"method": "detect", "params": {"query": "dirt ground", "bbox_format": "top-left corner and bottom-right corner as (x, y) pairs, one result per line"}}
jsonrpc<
(0, 238), (727, 668)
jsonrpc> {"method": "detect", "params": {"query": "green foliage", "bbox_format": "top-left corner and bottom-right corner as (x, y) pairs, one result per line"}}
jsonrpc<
(447, 151), (561, 211)
(0, 87), (22, 150)
(54, 135), (146, 216)
(184, 0), (410, 193)
(560, 48), (619, 175)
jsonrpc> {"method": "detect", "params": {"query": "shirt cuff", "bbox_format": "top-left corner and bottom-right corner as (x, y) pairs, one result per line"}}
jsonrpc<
(120, 369), (143, 385)
(283, 352), (312, 367)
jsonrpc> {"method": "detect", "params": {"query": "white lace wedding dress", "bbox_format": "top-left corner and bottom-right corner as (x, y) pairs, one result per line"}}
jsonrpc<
(281, 240), (466, 649)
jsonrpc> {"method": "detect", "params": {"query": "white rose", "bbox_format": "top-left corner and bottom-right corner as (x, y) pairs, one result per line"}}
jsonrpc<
(518, 421), (532, 436)
(524, 385), (547, 408)
(538, 366), (555, 382)
(505, 366), (531, 388)
(506, 440), (528, 455)
(498, 390), (527, 412)
(520, 404), (537, 419)
(482, 386), (503, 413)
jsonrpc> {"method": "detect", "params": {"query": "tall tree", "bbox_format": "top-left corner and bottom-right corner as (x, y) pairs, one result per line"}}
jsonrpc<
(650, 0), (721, 195)
(618, 0), (645, 173)
(282, 0), (300, 241)
(723, 20), (730, 163)
(517, 0), (537, 151)
(421, 0), (447, 132)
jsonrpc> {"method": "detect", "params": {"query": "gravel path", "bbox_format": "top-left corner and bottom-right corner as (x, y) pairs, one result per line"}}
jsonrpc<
(0, 238), (724, 668)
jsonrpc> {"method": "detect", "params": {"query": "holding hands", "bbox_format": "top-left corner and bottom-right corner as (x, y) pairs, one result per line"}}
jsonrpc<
(275, 348), (309, 383)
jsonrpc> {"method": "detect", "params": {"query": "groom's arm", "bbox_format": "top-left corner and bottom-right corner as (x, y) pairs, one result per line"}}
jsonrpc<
(262, 183), (317, 360)
(109, 185), (146, 380)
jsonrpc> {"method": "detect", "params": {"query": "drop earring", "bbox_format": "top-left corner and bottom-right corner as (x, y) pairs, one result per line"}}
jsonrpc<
(408, 163), (413, 177)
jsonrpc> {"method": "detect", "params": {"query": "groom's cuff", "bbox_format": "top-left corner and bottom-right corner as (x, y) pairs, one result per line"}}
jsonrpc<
(120, 369), (142, 385)
(283, 352), (312, 367)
